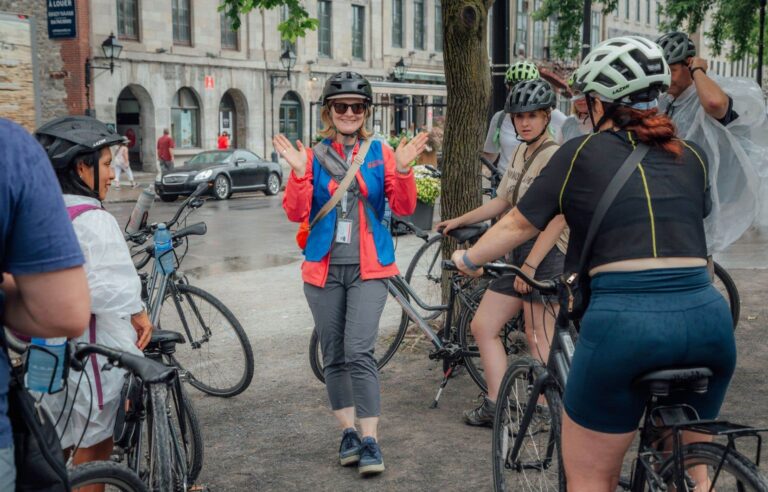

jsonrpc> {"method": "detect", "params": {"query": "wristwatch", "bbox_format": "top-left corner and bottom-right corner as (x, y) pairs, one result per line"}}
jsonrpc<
(689, 66), (706, 77)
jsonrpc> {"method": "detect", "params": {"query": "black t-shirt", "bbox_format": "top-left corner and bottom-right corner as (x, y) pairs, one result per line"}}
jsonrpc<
(517, 130), (711, 272)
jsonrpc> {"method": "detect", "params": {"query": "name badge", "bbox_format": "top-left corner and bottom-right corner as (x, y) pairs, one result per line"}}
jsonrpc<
(336, 219), (353, 244)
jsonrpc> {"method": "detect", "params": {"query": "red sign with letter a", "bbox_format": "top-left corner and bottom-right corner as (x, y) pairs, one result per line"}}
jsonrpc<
(204, 75), (214, 89)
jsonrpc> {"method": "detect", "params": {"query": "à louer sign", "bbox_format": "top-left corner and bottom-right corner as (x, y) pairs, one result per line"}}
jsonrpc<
(47, 0), (76, 39)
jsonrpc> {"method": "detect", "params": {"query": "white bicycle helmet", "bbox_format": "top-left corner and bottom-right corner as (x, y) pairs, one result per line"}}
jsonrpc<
(574, 36), (670, 105)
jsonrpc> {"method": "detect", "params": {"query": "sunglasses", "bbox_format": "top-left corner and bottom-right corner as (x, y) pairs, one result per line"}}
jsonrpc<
(330, 102), (368, 115)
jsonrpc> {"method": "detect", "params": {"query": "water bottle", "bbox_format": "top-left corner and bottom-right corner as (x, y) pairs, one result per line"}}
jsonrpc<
(154, 223), (174, 274)
(26, 337), (67, 393)
(125, 185), (155, 234)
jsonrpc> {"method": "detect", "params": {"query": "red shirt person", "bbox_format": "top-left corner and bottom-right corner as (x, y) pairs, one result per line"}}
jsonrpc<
(157, 129), (175, 173)
(217, 131), (230, 150)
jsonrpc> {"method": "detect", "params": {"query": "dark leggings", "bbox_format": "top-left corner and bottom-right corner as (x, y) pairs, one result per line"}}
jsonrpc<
(304, 265), (388, 418)
(563, 267), (736, 434)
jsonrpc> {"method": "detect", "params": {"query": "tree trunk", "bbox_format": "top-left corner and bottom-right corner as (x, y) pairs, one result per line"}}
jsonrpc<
(439, 0), (493, 300)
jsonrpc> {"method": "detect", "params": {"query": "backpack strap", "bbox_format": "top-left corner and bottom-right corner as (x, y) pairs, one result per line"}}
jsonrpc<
(67, 204), (101, 221)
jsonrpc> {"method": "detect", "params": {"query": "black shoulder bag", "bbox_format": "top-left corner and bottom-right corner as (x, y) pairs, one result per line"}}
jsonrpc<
(560, 143), (650, 321)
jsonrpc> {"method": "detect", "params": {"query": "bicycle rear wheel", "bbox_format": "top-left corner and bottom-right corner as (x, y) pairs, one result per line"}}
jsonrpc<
(654, 442), (768, 490)
(493, 358), (565, 492)
(308, 279), (409, 384)
(457, 286), (525, 393)
(168, 378), (204, 484)
(160, 283), (254, 397)
(404, 234), (444, 321)
(147, 385), (174, 491)
(69, 461), (147, 492)
(713, 261), (740, 328)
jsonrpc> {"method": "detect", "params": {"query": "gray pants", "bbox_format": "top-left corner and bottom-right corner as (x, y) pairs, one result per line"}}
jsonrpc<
(304, 265), (388, 418)
(159, 159), (174, 173)
(0, 445), (14, 490)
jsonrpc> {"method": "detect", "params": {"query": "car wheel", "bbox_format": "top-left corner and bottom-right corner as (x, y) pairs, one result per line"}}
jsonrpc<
(159, 193), (177, 203)
(265, 172), (281, 196)
(213, 175), (231, 200)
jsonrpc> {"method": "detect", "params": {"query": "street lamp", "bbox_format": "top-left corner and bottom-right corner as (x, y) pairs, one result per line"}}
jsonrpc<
(270, 48), (297, 161)
(85, 33), (123, 116)
(758, 0), (766, 88)
(393, 57), (407, 81)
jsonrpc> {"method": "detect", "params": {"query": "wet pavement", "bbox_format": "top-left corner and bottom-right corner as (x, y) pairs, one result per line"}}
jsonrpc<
(105, 193), (768, 491)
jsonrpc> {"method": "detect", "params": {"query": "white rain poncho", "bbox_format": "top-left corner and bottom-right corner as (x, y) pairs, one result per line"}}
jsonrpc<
(43, 195), (143, 449)
(658, 77), (768, 252)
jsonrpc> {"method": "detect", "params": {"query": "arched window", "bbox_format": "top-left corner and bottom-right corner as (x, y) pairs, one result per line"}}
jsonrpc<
(279, 91), (303, 144)
(172, 88), (200, 148)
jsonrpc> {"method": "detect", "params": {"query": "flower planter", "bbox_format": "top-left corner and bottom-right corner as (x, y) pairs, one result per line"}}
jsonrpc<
(396, 200), (434, 232)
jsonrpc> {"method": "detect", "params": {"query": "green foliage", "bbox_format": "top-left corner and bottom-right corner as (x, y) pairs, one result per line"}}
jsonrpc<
(538, 0), (766, 64)
(413, 166), (441, 206)
(219, 0), (318, 41)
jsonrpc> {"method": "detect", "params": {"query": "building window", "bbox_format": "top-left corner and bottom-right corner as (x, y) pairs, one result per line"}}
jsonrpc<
(515, 0), (527, 56)
(433, 95), (445, 118)
(172, 88), (200, 148)
(625, 0), (630, 19)
(172, 0), (191, 45)
(117, 0), (139, 39)
(392, 0), (403, 48)
(636, 0), (641, 21)
(532, 0), (545, 60)
(280, 5), (296, 54)
(414, 0), (425, 50)
(318, 1), (332, 57)
(280, 91), (303, 144)
(435, 0), (443, 52)
(352, 5), (365, 60)
(220, 12), (238, 50)
(591, 11), (601, 48)
(547, 16), (558, 60)
(645, 0), (651, 23)
(656, 0), (661, 25)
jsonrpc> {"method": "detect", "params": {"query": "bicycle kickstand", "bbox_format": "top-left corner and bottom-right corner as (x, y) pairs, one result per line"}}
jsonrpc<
(430, 365), (454, 409)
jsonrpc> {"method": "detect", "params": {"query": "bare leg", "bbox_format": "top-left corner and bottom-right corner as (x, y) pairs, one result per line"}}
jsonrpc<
(562, 411), (635, 492)
(333, 407), (356, 430)
(359, 417), (379, 440)
(471, 290), (523, 401)
(522, 301), (558, 366)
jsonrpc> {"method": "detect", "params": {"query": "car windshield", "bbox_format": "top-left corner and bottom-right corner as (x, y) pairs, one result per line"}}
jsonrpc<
(187, 151), (233, 168)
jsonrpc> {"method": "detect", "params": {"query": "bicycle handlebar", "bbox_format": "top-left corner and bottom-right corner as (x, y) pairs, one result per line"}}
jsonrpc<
(441, 260), (558, 295)
(165, 182), (209, 229)
(479, 155), (501, 180)
(72, 343), (176, 384)
(140, 221), (208, 258)
(391, 216), (429, 240)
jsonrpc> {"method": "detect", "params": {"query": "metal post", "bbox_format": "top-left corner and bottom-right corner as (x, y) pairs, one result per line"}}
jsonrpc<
(270, 75), (277, 162)
(491, 0), (510, 114)
(582, 0), (593, 61)
(759, 0), (766, 88)
(84, 58), (92, 116)
(309, 101), (314, 144)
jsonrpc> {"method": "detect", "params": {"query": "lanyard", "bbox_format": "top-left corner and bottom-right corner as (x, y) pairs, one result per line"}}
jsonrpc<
(340, 146), (356, 218)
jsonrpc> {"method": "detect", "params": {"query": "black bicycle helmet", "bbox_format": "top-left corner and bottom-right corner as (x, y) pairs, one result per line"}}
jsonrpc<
(35, 116), (124, 170)
(321, 71), (373, 105)
(656, 31), (697, 65)
(505, 78), (556, 114)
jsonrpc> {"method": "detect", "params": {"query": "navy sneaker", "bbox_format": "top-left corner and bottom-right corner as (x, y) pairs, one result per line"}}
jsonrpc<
(339, 428), (362, 466)
(358, 436), (385, 476)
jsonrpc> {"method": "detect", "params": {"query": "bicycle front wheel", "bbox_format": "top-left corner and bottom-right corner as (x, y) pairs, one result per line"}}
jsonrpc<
(69, 461), (148, 491)
(713, 261), (740, 329)
(147, 385), (174, 491)
(308, 279), (409, 384)
(404, 234), (444, 321)
(168, 379), (204, 484)
(493, 358), (565, 492)
(160, 283), (254, 397)
(654, 442), (768, 490)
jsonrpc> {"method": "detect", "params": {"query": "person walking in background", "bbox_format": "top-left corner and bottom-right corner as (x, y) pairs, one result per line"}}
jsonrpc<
(157, 128), (175, 174)
(112, 137), (136, 189)
(218, 131), (230, 150)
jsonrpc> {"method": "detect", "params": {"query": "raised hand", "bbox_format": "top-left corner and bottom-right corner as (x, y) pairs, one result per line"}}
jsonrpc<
(272, 134), (308, 177)
(394, 132), (430, 172)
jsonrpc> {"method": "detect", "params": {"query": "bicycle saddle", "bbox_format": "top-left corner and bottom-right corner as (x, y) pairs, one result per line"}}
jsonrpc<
(145, 330), (186, 355)
(445, 223), (489, 244)
(634, 367), (713, 397)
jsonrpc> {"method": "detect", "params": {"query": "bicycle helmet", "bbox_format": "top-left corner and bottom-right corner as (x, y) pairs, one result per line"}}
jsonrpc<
(574, 36), (670, 105)
(35, 116), (123, 198)
(321, 71), (373, 104)
(656, 31), (697, 65)
(505, 78), (556, 114)
(505, 60), (540, 87)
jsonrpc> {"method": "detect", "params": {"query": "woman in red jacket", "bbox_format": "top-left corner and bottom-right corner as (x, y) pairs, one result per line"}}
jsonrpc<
(274, 72), (427, 476)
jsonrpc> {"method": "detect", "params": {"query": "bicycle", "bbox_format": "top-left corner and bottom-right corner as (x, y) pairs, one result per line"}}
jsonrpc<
(128, 184), (254, 398)
(486, 265), (766, 491)
(5, 331), (199, 491)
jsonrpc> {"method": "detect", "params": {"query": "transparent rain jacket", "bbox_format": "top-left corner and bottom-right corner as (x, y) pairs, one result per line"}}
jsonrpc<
(659, 78), (768, 252)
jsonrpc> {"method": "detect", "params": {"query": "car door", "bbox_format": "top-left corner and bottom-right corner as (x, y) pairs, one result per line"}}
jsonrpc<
(231, 150), (259, 188)
(249, 152), (271, 189)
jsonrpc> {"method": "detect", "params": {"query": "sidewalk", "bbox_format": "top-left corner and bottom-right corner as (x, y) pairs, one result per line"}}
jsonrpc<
(105, 170), (157, 203)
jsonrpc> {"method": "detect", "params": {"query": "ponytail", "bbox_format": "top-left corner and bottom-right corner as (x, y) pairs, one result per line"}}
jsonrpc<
(605, 105), (683, 158)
